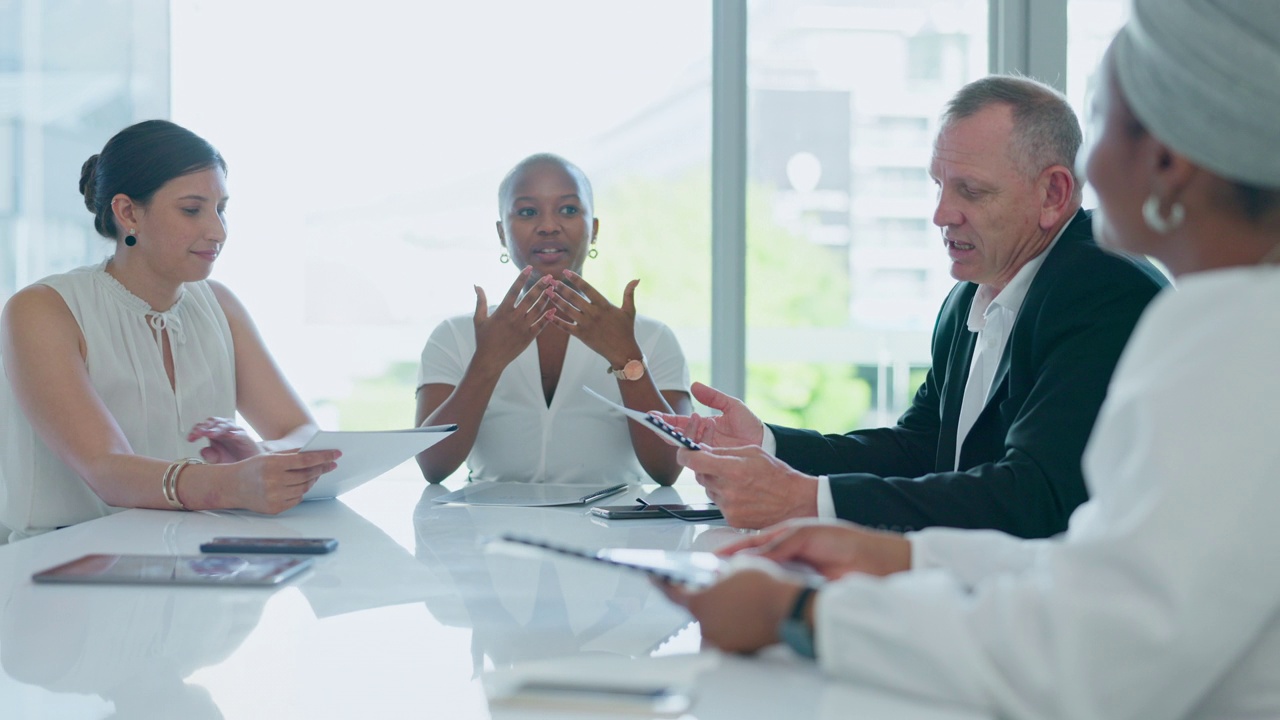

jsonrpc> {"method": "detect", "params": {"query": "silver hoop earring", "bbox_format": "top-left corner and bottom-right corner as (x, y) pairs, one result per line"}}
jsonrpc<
(588, 246), (599, 259)
(499, 251), (509, 264)
(1142, 195), (1185, 234)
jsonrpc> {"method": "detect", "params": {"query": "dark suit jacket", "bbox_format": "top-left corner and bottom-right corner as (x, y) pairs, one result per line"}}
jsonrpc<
(770, 209), (1168, 538)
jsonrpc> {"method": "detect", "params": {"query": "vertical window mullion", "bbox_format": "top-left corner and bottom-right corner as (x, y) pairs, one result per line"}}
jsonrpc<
(710, 0), (748, 398)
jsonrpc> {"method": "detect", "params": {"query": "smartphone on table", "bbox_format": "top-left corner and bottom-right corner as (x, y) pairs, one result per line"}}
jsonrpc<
(199, 537), (338, 554)
(591, 503), (723, 521)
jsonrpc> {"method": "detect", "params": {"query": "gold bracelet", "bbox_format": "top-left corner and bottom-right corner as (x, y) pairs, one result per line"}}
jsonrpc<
(160, 461), (184, 509)
(163, 458), (206, 511)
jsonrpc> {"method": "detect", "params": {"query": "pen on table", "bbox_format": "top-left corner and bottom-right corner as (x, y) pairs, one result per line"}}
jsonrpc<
(579, 483), (629, 504)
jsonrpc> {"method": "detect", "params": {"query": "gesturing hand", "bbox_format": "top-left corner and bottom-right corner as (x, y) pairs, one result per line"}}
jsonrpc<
(188, 416), (261, 464)
(652, 382), (766, 448)
(714, 519), (913, 580)
(676, 445), (819, 529)
(545, 270), (643, 369)
(472, 267), (555, 375)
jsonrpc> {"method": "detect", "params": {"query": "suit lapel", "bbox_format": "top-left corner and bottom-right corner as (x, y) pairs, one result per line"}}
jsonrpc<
(964, 209), (1091, 454)
(937, 284), (978, 471)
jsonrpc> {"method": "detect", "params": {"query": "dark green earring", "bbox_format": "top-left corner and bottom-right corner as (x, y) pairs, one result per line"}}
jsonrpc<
(125, 230), (137, 247)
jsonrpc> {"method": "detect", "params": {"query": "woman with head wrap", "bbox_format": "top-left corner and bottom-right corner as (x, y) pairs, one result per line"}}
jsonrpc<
(660, 2), (1280, 717)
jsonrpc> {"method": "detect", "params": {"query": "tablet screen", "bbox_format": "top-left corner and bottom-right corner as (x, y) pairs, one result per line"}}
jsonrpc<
(32, 553), (314, 587)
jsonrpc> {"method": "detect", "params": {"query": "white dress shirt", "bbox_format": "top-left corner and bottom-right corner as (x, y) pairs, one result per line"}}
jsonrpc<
(762, 228), (1066, 518)
(811, 267), (1280, 719)
(418, 312), (690, 484)
(953, 229), (1062, 469)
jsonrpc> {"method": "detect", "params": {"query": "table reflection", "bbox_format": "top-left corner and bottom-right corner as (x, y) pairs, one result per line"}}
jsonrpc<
(412, 484), (706, 675)
(1, 579), (266, 719)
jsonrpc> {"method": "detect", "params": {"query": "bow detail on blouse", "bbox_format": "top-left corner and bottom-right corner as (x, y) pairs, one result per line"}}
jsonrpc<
(147, 310), (187, 346)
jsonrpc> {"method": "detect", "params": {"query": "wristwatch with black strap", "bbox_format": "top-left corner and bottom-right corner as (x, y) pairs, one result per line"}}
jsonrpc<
(778, 585), (818, 658)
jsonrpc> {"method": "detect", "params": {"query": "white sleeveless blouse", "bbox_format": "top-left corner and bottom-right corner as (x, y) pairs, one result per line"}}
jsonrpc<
(0, 260), (236, 542)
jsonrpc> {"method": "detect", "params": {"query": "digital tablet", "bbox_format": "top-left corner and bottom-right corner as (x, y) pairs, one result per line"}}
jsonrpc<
(490, 679), (692, 716)
(491, 534), (826, 590)
(431, 481), (629, 507)
(32, 553), (314, 587)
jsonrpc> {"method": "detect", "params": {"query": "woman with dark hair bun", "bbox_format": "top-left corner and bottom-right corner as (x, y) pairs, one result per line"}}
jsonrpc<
(0, 120), (340, 542)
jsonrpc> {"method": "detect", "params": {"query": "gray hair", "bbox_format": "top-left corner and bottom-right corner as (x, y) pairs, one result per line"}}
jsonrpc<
(497, 153), (595, 217)
(942, 75), (1083, 199)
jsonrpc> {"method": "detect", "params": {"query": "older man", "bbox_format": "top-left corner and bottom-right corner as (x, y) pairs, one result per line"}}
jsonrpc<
(662, 3), (1280, 717)
(661, 75), (1166, 536)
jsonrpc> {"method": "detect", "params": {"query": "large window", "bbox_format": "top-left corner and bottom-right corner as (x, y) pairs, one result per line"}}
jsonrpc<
(1066, 0), (1129, 210)
(745, 0), (988, 431)
(1066, 0), (1129, 117)
(0, 0), (168, 301)
(171, 1), (713, 441)
(3, 1), (1135, 452)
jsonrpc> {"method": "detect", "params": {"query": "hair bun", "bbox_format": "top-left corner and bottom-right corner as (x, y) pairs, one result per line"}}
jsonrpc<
(79, 154), (100, 213)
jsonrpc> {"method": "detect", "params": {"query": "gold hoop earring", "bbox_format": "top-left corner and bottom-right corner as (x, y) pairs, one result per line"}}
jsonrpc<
(1142, 195), (1185, 234)
(588, 247), (598, 259)
(500, 251), (509, 264)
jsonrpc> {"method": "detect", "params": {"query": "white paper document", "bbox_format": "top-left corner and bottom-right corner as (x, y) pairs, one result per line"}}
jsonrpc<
(430, 481), (630, 507)
(581, 386), (702, 450)
(300, 425), (456, 500)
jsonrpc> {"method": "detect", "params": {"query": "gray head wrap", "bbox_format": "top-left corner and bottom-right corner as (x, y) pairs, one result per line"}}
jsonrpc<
(1112, 0), (1280, 188)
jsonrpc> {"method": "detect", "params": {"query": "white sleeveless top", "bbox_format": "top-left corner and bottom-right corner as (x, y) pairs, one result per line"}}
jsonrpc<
(0, 261), (236, 542)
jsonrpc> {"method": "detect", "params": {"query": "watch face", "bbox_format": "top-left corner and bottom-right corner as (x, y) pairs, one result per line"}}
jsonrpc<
(622, 359), (645, 381)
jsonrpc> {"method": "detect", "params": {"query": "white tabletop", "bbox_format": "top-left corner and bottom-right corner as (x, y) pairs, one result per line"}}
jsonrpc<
(0, 466), (988, 719)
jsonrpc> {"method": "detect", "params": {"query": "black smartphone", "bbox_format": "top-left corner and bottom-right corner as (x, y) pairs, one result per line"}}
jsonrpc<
(590, 503), (723, 520)
(199, 537), (338, 554)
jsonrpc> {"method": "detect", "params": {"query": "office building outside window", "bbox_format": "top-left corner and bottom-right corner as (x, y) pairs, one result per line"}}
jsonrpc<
(745, 0), (988, 431)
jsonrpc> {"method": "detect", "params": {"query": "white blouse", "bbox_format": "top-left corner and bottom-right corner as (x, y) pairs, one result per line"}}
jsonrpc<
(813, 267), (1280, 720)
(418, 312), (690, 484)
(0, 261), (236, 542)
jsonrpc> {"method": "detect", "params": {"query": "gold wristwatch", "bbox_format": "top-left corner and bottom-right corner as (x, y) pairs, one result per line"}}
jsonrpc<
(607, 358), (646, 381)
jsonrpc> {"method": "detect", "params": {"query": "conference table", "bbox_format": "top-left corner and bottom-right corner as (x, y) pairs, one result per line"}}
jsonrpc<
(0, 465), (989, 719)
